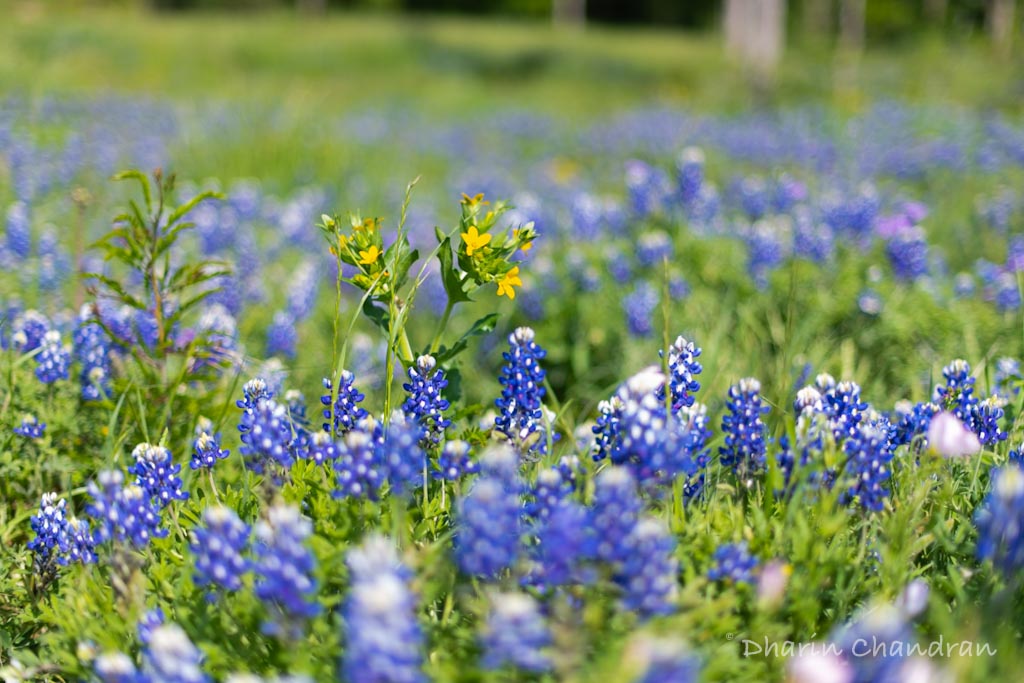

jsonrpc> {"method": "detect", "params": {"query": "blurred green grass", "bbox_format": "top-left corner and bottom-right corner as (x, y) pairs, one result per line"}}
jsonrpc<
(2, 6), (1022, 116)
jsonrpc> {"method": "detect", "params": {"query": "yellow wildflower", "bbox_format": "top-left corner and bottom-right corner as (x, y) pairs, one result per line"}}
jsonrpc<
(460, 192), (489, 208)
(461, 225), (491, 256)
(358, 245), (381, 265)
(514, 229), (533, 253)
(496, 267), (522, 300)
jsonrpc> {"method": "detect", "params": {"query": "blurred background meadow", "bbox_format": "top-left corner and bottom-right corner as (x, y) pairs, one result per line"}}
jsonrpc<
(4, 0), (1024, 681)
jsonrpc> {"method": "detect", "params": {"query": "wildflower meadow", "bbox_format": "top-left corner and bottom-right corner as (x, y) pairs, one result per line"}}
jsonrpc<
(2, 5), (1024, 683)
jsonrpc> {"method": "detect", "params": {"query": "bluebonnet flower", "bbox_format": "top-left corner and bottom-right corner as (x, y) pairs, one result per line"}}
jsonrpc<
(381, 413), (426, 497)
(196, 304), (238, 369)
(480, 592), (552, 673)
(526, 500), (594, 592)
(933, 359), (977, 421)
(857, 289), (883, 315)
(626, 159), (669, 217)
(433, 440), (478, 481)
(823, 380), (869, 442)
(659, 336), (703, 415)
(676, 146), (705, 206)
(994, 271), (1021, 311)
(239, 398), (296, 475)
(12, 310), (50, 353)
(494, 327), (548, 455)
(334, 419), (385, 500)
(829, 606), (915, 683)
(34, 330), (70, 384)
(402, 355), (450, 446)
(307, 430), (340, 466)
(321, 371), (368, 436)
(456, 476), (522, 579)
(94, 652), (142, 683)
(129, 443), (188, 508)
(253, 504), (321, 636)
(886, 227), (929, 281)
(286, 260), (320, 321)
(191, 432), (230, 471)
(591, 397), (623, 463)
(605, 245), (634, 284)
(142, 623), (210, 683)
(591, 467), (642, 565)
(636, 231), (672, 268)
(970, 396), (1009, 446)
(994, 357), (1021, 399)
(525, 467), (574, 522)
(744, 220), (785, 288)
(28, 492), (67, 583)
(74, 305), (112, 401)
(266, 311), (297, 359)
(892, 400), (939, 448)
(86, 471), (167, 549)
(708, 542), (759, 585)
(341, 535), (425, 683)
(237, 377), (273, 413)
(191, 506), (250, 595)
(975, 463), (1024, 576)
(842, 424), (894, 513)
(14, 414), (45, 439)
(5, 201), (31, 259)
(629, 636), (701, 683)
(736, 176), (770, 220)
(611, 368), (701, 490)
(668, 275), (690, 300)
(63, 516), (97, 565)
(953, 272), (976, 298)
(678, 402), (712, 500)
(719, 378), (769, 484)
(623, 281), (659, 337)
(137, 608), (165, 646)
(617, 518), (679, 617)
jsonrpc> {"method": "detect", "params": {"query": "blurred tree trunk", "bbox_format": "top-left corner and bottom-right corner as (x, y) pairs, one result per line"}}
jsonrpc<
(553, 0), (586, 26)
(803, 0), (833, 41)
(298, 0), (327, 14)
(988, 0), (1016, 57)
(924, 0), (948, 25)
(724, 0), (787, 84)
(839, 0), (864, 51)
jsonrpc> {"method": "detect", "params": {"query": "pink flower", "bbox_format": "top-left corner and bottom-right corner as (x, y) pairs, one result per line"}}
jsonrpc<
(927, 412), (981, 457)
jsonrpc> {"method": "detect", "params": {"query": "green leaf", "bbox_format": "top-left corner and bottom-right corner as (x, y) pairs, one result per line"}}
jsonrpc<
(113, 170), (153, 213)
(436, 237), (472, 304)
(362, 298), (391, 333)
(165, 190), (223, 227)
(434, 312), (499, 364)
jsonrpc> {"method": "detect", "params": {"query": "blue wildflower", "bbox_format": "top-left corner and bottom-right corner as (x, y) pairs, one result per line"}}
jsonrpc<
(660, 336), (703, 415)
(381, 413), (426, 497)
(334, 418), (386, 500)
(494, 327), (549, 455)
(829, 606), (915, 683)
(456, 474), (522, 579)
(708, 542), (759, 585)
(137, 608), (165, 646)
(142, 623), (210, 683)
(719, 378), (769, 484)
(253, 504), (321, 636)
(191, 506), (250, 595)
(892, 400), (939, 448)
(526, 500), (595, 592)
(63, 516), (97, 565)
(14, 414), (45, 439)
(623, 281), (659, 338)
(321, 371), (368, 437)
(480, 592), (552, 673)
(886, 227), (929, 281)
(34, 330), (70, 384)
(631, 636), (702, 683)
(94, 652), (142, 683)
(591, 397), (623, 463)
(971, 396), (1009, 446)
(842, 424), (894, 513)
(676, 147), (705, 206)
(239, 398), (296, 475)
(27, 492), (67, 583)
(86, 471), (166, 549)
(590, 467), (642, 565)
(11, 309), (49, 353)
(933, 359), (977, 421)
(433, 440), (478, 481)
(617, 518), (679, 617)
(341, 535), (425, 683)
(190, 432), (230, 471)
(266, 311), (297, 359)
(402, 355), (451, 446)
(525, 467), (574, 522)
(129, 443), (189, 508)
(74, 305), (112, 401)
(975, 463), (1024, 577)
(994, 357), (1021, 399)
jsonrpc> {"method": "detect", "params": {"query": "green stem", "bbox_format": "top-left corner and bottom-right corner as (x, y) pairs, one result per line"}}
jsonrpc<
(429, 298), (456, 354)
(399, 329), (415, 364)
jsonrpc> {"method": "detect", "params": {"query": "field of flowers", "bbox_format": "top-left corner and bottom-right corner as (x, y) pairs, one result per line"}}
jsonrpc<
(3, 9), (1024, 683)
